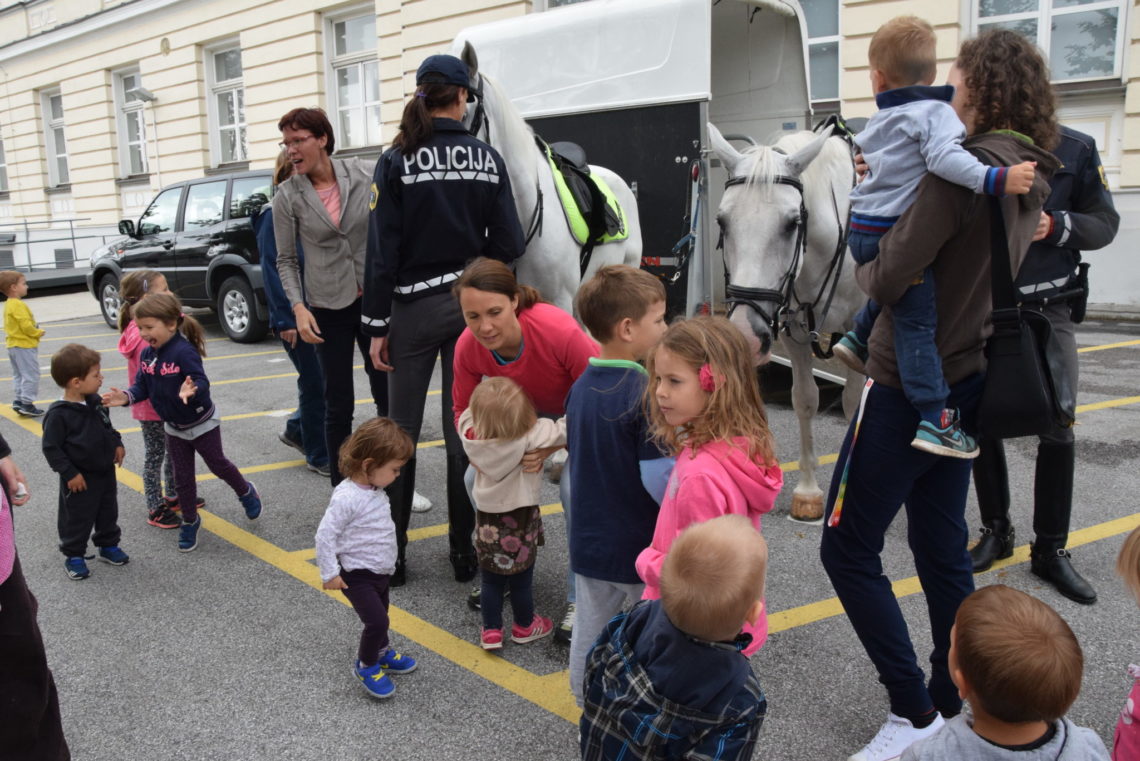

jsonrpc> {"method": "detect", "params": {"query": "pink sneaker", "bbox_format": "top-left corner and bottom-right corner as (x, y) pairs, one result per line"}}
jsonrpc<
(480, 628), (504, 650)
(511, 614), (554, 644)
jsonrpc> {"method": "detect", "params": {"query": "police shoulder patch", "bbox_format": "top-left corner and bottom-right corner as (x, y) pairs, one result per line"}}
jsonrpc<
(369, 182), (379, 211)
(1098, 164), (1109, 191)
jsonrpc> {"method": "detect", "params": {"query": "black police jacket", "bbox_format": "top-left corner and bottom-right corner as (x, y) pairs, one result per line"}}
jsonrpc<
(1017, 126), (1119, 302)
(362, 118), (525, 337)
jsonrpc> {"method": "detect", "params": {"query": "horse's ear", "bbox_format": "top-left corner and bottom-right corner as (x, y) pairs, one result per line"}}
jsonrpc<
(707, 123), (746, 176)
(461, 41), (479, 80)
(784, 125), (834, 178)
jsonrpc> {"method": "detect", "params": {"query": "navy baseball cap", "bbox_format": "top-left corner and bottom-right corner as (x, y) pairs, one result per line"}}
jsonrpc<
(416, 54), (475, 101)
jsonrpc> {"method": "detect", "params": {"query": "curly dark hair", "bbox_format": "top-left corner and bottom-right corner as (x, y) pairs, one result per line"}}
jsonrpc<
(956, 30), (1058, 151)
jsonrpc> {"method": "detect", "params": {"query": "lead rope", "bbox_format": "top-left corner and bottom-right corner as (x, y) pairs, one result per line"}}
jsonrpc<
(826, 377), (874, 528)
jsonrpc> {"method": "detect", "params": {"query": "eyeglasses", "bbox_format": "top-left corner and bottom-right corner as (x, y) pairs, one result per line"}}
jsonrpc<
(278, 135), (316, 151)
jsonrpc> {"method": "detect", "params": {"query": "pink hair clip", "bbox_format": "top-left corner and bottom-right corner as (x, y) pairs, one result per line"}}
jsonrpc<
(699, 364), (723, 392)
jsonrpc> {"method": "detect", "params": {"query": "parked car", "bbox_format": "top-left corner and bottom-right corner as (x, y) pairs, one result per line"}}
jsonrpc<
(86, 169), (272, 342)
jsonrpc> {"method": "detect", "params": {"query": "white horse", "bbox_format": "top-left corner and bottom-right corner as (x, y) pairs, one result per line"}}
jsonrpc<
(708, 123), (865, 521)
(459, 43), (643, 314)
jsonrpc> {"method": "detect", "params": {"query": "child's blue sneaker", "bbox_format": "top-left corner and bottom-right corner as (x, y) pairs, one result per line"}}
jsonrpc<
(239, 482), (262, 520)
(833, 331), (869, 374)
(377, 649), (417, 674)
(354, 660), (395, 699)
(179, 515), (202, 552)
(97, 546), (130, 565)
(911, 410), (980, 459)
(65, 556), (90, 580)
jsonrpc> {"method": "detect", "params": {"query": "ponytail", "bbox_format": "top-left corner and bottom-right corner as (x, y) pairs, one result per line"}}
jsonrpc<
(392, 83), (463, 156)
(179, 314), (208, 358)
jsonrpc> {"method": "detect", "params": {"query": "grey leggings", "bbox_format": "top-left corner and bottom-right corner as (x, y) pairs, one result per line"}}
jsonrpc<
(140, 420), (176, 513)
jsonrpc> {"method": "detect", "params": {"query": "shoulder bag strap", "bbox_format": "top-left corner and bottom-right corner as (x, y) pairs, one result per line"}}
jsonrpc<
(988, 196), (1018, 311)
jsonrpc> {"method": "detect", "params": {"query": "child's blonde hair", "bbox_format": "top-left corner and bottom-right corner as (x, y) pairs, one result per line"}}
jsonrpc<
(868, 16), (938, 88)
(1117, 525), (1140, 600)
(132, 292), (208, 357)
(644, 316), (775, 465)
(660, 514), (768, 642)
(0, 270), (25, 295)
(118, 269), (167, 332)
(469, 377), (537, 441)
(338, 417), (415, 480)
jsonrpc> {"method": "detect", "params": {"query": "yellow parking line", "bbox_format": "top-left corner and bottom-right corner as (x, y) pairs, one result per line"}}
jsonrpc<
(2, 348), (289, 382)
(1079, 338), (1140, 353)
(37, 332), (229, 344)
(1076, 395), (1140, 414)
(38, 319), (110, 327)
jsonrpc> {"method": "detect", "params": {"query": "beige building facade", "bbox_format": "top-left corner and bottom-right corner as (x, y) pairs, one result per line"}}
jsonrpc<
(0, 0), (1134, 235)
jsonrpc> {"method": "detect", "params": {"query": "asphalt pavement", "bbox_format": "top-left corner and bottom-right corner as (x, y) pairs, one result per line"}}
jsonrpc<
(5, 290), (1139, 760)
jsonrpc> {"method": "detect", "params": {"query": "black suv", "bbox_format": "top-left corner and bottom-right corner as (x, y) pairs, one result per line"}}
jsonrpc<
(87, 170), (272, 343)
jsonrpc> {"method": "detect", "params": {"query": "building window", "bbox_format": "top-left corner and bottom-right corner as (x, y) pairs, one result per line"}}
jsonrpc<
(0, 139), (7, 192)
(974, 0), (1127, 82)
(540, 0), (594, 6)
(115, 69), (149, 176)
(42, 89), (69, 186)
(326, 9), (380, 149)
(207, 44), (247, 164)
(801, 0), (840, 102)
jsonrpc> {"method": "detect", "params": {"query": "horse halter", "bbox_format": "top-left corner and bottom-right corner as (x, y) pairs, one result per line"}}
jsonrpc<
(720, 174), (810, 337)
(465, 75), (489, 141)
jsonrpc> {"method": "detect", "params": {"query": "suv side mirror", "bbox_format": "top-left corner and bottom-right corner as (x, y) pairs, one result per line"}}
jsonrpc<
(118, 219), (136, 237)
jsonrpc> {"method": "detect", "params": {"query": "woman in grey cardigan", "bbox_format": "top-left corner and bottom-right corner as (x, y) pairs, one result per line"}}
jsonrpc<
(272, 107), (389, 488)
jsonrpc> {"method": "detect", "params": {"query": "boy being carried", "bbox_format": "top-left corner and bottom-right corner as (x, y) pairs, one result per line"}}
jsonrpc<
(902, 584), (1109, 760)
(566, 264), (668, 704)
(833, 16), (1036, 458)
(41, 344), (127, 580)
(581, 514), (769, 761)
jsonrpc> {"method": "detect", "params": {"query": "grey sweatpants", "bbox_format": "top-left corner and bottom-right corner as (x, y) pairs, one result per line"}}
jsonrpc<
(8, 347), (39, 405)
(569, 574), (643, 704)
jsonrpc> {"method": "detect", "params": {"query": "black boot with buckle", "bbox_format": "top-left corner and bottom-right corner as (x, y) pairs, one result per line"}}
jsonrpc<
(1030, 442), (1096, 604)
(970, 519), (1015, 572)
(447, 453), (478, 583)
(970, 437), (1014, 573)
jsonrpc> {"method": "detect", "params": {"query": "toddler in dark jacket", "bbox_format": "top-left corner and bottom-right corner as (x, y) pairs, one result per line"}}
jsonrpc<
(41, 343), (127, 580)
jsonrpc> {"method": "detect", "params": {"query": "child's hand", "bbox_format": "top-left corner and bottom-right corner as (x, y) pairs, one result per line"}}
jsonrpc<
(114, 446), (125, 467)
(66, 473), (87, 493)
(521, 445), (563, 474)
(323, 575), (347, 590)
(179, 376), (197, 404)
(1004, 161), (1037, 195)
(102, 388), (128, 407)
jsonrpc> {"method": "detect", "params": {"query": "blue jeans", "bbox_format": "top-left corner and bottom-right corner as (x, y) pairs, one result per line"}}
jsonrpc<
(849, 230), (948, 417)
(281, 337), (328, 468)
(820, 374), (982, 720)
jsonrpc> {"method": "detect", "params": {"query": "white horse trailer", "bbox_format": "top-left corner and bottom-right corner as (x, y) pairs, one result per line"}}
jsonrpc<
(453, 0), (814, 319)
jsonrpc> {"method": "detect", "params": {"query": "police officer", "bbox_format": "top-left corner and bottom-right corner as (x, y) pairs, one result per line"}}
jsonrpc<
(969, 125), (1120, 604)
(363, 54), (525, 587)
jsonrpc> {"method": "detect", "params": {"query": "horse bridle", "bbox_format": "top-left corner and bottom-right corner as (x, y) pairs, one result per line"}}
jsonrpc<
(720, 174), (809, 338)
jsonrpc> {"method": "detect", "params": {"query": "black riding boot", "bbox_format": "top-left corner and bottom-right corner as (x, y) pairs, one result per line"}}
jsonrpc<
(1030, 442), (1096, 604)
(970, 437), (1014, 572)
(385, 459), (416, 587)
(447, 453), (477, 583)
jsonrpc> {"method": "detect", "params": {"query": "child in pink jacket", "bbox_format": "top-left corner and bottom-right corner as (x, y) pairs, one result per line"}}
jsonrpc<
(636, 317), (783, 656)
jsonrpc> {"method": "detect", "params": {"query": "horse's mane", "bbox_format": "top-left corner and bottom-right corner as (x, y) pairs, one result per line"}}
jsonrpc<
(480, 73), (539, 180)
(738, 130), (852, 205)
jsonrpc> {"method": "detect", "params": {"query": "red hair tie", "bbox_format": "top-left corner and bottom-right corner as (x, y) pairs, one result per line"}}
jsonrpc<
(699, 364), (723, 392)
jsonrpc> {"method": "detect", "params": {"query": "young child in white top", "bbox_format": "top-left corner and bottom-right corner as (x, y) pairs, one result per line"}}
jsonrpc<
(458, 376), (566, 651)
(315, 417), (418, 700)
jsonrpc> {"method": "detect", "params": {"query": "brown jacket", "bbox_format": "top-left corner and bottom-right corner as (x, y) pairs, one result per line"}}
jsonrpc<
(856, 132), (1060, 388)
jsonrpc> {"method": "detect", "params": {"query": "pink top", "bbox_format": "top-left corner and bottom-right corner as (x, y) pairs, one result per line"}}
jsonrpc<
(1114, 664), (1140, 761)
(119, 321), (161, 421)
(452, 302), (598, 427)
(316, 184), (342, 228)
(635, 437), (783, 656)
(0, 488), (12, 586)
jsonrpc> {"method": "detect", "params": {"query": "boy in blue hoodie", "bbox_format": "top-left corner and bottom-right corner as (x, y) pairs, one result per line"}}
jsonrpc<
(833, 16), (1036, 458)
(580, 514), (768, 761)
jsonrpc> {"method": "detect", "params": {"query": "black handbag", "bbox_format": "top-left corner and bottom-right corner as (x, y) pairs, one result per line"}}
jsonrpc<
(978, 198), (1076, 439)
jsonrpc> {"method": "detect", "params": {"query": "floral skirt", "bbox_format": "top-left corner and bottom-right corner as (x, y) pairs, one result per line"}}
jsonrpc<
(475, 505), (544, 575)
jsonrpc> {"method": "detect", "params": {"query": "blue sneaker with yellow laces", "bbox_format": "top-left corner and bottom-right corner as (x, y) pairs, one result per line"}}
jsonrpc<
(377, 649), (417, 674)
(354, 660), (395, 699)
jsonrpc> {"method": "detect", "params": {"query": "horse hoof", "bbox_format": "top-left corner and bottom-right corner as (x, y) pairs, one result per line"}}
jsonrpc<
(790, 493), (824, 522)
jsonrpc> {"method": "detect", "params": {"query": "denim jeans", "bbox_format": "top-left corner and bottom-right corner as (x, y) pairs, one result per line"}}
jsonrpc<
(849, 229), (948, 417)
(820, 374), (982, 720)
(481, 565), (535, 630)
(281, 337), (328, 468)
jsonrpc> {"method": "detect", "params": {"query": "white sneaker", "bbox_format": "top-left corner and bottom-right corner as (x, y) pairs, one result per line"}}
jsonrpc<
(848, 712), (945, 761)
(411, 491), (432, 513)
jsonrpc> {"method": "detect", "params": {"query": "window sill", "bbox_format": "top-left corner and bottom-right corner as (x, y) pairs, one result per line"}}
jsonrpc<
(0, 191), (9, 201)
(1054, 79), (1125, 98)
(334, 146), (383, 162)
(206, 161), (250, 175)
(115, 174), (152, 187)
(43, 184), (72, 196)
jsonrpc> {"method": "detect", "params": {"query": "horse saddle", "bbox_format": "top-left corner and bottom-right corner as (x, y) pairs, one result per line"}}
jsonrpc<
(537, 137), (628, 250)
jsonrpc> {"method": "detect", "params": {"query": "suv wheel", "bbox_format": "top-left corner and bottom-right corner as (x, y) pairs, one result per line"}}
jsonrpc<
(98, 274), (121, 329)
(217, 275), (268, 343)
